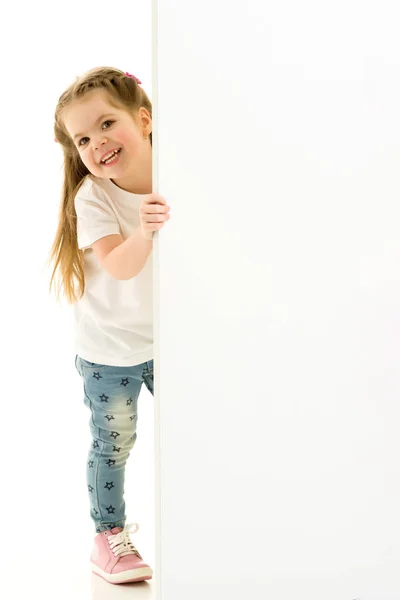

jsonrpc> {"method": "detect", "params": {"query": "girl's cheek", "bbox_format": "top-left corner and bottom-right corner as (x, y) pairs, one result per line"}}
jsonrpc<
(117, 129), (134, 147)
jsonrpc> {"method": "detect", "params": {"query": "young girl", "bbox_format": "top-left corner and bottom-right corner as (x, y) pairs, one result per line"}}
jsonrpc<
(48, 66), (171, 585)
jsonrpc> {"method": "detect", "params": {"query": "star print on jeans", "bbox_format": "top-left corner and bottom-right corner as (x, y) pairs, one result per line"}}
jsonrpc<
(93, 440), (99, 449)
(120, 378), (129, 387)
(88, 485), (94, 493)
(99, 394), (109, 402)
(130, 414), (136, 421)
(93, 372), (102, 380)
(105, 482), (115, 490)
(113, 446), (121, 452)
(88, 460), (94, 468)
(105, 415), (115, 422)
(106, 505), (116, 514)
(106, 459), (116, 467)
(110, 431), (120, 439)
(126, 397), (133, 406)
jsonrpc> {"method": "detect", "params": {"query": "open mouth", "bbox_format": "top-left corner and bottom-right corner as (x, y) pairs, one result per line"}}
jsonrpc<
(101, 148), (122, 165)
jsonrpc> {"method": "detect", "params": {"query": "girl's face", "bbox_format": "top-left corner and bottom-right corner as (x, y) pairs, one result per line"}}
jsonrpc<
(63, 89), (151, 180)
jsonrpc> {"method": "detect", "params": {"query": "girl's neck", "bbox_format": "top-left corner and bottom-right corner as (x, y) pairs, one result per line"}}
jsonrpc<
(111, 178), (152, 194)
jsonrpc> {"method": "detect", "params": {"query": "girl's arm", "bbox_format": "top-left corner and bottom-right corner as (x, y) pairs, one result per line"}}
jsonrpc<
(92, 228), (153, 280)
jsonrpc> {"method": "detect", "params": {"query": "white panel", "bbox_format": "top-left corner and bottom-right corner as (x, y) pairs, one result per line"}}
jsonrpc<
(154, 1), (400, 598)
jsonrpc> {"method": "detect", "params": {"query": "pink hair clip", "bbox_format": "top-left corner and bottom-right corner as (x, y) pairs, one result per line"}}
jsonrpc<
(125, 72), (142, 85)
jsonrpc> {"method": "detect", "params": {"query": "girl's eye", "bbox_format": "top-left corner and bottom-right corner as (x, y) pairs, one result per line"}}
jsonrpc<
(78, 120), (115, 147)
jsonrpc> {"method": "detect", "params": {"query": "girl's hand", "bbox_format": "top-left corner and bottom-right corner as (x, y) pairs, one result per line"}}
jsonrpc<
(139, 194), (171, 240)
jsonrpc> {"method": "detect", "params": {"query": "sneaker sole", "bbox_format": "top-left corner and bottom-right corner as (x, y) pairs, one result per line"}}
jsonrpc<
(91, 562), (153, 584)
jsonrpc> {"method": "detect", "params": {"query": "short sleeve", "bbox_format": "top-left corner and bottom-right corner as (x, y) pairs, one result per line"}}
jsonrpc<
(75, 187), (121, 250)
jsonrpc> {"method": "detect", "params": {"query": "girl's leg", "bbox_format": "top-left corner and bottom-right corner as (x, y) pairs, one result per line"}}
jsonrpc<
(75, 356), (151, 534)
(143, 360), (154, 396)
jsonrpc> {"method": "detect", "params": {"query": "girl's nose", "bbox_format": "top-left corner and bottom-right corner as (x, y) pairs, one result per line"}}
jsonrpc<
(94, 137), (108, 150)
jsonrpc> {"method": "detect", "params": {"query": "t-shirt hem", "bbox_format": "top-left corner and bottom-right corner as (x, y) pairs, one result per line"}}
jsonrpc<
(75, 346), (154, 367)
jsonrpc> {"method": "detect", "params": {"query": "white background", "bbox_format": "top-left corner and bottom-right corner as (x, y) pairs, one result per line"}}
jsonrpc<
(2, 1), (400, 599)
(1, 1), (154, 598)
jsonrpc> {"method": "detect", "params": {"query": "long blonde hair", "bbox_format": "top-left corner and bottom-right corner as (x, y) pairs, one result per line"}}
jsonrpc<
(47, 66), (152, 304)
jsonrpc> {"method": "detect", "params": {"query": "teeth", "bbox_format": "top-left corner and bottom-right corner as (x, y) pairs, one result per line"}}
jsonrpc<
(102, 149), (120, 163)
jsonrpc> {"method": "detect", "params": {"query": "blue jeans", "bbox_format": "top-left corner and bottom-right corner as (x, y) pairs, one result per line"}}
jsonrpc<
(74, 355), (154, 534)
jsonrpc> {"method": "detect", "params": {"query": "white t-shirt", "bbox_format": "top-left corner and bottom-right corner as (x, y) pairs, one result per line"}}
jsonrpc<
(72, 174), (153, 367)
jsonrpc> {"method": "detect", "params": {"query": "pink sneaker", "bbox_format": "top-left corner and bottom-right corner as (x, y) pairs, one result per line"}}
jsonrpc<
(90, 522), (153, 584)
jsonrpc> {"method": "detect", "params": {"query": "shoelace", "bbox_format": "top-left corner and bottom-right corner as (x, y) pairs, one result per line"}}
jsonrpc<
(108, 522), (143, 559)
